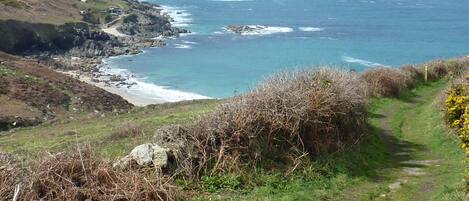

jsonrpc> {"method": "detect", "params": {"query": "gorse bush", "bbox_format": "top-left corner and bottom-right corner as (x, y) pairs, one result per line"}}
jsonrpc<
(361, 57), (469, 97)
(360, 67), (409, 97)
(179, 68), (368, 177)
(445, 74), (469, 190)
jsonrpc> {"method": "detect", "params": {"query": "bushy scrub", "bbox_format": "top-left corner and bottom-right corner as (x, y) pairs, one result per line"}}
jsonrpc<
(445, 75), (469, 190)
(0, 148), (180, 200)
(360, 67), (409, 97)
(180, 68), (368, 177)
(361, 57), (469, 98)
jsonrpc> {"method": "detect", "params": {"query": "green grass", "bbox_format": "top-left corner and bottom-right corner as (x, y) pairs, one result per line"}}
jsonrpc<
(83, 0), (129, 11)
(0, 65), (45, 84)
(387, 82), (465, 200)
(0, 0), (27, 8)
(0, 100), (220, 159)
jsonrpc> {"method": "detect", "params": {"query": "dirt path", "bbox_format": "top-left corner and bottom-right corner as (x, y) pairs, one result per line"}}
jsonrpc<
(344, 81), (465, 201)
(379, 105), (439, 198)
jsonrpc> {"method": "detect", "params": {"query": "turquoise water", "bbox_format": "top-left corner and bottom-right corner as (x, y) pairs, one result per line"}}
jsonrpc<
(107, 0), (469, 100)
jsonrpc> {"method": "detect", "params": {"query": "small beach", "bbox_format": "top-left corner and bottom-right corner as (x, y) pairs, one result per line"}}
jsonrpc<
(60, 71), (162, 106)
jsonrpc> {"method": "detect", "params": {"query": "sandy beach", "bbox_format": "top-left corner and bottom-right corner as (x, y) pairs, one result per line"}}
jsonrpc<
(60, 71), (166, 107)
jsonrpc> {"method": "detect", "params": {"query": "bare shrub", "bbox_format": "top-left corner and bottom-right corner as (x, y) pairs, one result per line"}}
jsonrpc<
(0, 79), (8, 94)
(401, 64), (424, 87)
(0, 153), (26, 200)
(361, 67), (408, 97)
(180, 68), (368, 177)
(426, 60), (448, 80)
(1, 149), (180, 201)
(154, 125), (193, 176)
(443, 58), (469, 77)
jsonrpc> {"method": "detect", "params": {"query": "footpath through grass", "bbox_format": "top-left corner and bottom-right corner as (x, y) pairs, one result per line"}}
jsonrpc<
(194, 80), (465, 200)
(348, 80), (465, 200)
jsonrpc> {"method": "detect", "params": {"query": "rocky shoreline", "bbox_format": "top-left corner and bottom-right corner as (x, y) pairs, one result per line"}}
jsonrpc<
(32, 1), (189, 92)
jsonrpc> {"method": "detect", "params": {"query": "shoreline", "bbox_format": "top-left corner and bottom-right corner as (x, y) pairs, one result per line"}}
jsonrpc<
(53, 2), (202, 107)
(60, 70), (166, 106)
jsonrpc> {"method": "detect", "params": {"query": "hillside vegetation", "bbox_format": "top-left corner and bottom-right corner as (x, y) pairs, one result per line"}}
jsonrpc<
(0, 57), (468, 200)
(0, 0), (129, 25)
(0, 52), (131, 131)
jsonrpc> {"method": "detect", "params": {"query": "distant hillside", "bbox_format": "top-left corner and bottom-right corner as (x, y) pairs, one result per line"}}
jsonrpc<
(0, 52), (132, 131)
(0, 0), (129, 25)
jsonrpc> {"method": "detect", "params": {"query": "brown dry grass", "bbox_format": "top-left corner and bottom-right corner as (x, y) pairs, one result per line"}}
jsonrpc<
(1, 148), (180, 201)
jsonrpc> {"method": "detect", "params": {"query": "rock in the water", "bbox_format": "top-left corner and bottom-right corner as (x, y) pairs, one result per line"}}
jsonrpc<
(226, 25), (257, 34)
(113, 143), (168, 169)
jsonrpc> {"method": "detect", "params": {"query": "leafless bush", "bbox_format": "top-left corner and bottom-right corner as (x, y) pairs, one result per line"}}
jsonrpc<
(442, 58), (469, 77)
(361, 67), (409, 97)
(178, 68), (368, 177)
(401, 64), (424, 87)
(0, 153), (27, 200)
(1, 149), (180, 201)
(426, 60), (448, 80)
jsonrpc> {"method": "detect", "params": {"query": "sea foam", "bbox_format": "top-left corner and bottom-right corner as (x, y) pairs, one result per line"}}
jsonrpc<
(341, 56), (387, 67)
(160, 5), (193, 28)
(298, 27), (324, 32)
(174, 44), (193, 49)
(101, 66), (210, 102)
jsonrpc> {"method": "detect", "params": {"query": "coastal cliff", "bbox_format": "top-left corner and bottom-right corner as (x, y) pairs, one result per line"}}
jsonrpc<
(0, 0), (188, 131)
(0, 0), (186, 71)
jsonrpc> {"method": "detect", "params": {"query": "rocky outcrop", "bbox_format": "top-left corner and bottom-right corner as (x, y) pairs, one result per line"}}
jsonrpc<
(113, 143), (168, 170)
(117, 2), (188, 38)
(226, 25), (258, 34)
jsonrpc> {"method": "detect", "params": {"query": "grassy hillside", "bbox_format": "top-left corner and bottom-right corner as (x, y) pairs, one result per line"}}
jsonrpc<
(0, 99), (219, 159)
(0, 52), (133, 131)
(0, 0), (130, 25)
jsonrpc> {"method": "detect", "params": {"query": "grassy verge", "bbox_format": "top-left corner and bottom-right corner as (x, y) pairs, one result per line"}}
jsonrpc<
(0, 100), (219, 159)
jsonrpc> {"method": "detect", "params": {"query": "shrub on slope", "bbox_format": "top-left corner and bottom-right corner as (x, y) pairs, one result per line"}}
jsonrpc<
(445, 73), (469, 190)
(0, 149), (179, 200)
(177, 69), (368, 176)
(361, 67), (409, 97)
(361, 57), (469, 97)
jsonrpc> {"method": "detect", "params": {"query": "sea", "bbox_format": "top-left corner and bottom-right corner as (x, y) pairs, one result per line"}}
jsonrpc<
(104, 0), (469, 102)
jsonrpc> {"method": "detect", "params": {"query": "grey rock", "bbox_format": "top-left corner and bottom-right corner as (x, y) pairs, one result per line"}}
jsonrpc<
(113, 143), (168, 169)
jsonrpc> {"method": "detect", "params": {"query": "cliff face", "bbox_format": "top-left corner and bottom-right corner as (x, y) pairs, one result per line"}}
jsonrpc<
(0, 20), (109, 55)
(0, 0), (186, 59)
(117, 3), (188, 38)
